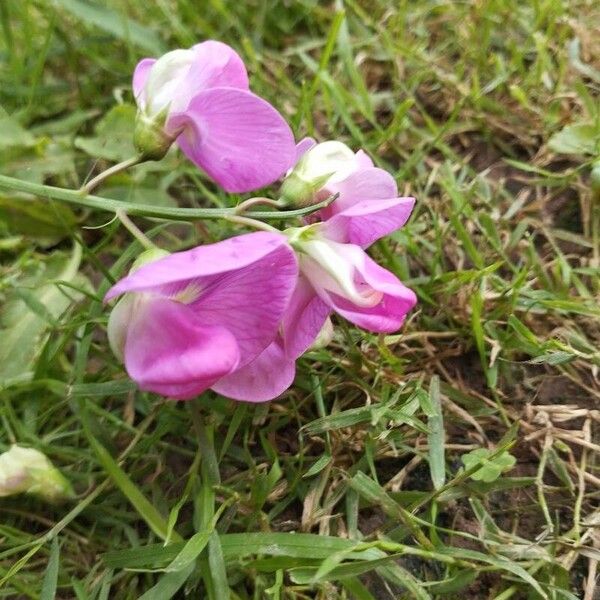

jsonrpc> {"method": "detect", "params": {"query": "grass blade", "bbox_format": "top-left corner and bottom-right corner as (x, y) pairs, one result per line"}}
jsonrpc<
(40, 538), (60, 600)
(427, 375), (446, 490)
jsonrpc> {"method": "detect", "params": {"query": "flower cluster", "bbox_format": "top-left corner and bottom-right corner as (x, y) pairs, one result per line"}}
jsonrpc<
(106, 41), (417, 403)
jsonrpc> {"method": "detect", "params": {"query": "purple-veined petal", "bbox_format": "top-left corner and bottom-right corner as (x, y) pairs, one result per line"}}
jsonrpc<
(168, 88), (295, 193)
(320, 168), (399, 220)
(212, 275), (328, 402)
(105, 232), (291, 300)
(105, 232), (299, 368)
(322, 196), (415, 248)
(188, 241), (298, 367)
(188, 41), (249, 91)
(132, 58), (156, 108)
(212, 341), (296, 402)
(124, 297), (240, 400)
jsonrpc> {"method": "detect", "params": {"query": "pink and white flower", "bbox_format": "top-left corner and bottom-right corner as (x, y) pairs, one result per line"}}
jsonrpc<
(132, 41), (295, 193)
(105, 232), (298, 400)
(214, 141), (417, 402)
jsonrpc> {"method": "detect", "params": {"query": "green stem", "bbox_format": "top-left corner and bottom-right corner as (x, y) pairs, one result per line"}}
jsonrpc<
(224, 214), (279, 233)
(0, 174), (330, 222)
(80, 156), (142, 195)
(116, 209), (156, 250)
(234, 196), (284, 214)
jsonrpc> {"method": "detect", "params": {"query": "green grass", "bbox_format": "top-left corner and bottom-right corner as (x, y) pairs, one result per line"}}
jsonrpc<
(1, 0), (600, 598)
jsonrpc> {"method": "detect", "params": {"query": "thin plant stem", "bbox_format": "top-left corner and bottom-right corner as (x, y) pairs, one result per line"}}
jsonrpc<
(116, 209), (156, 250)
(224, 215), (280, 233)
(234, 196), (285, 214)
(80, 156), (143, 195)
(0, 174), (331, 221)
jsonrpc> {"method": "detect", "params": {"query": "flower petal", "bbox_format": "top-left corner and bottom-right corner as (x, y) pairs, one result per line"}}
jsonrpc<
(168, 88), (295, 192)
(322, 196), (415, 247)
(212, 341), (295, 402)
(188, 41), (249, 90)
(281, 275), (331, 359)
(105, 232), (291, 300)
(295, 137), (317, 162)
(132, 58), (156, 108)
(321, 168), (399, 219)
(188, 241), (298, 366)
(311, 245), (417, 332)
(105, 232), (299, 368)
(143, 49), (196, 116)
(355, 149), (374, 169)
(124, 297), (240, 400)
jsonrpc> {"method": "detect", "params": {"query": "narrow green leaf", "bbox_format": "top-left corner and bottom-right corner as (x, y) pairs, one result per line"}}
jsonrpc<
(84, 428), (176, 542)
(40, 538), (60, 600)
(164, 530), (211, 573)
(103, 533), (383, 569)
(138, 563), (194, 600)
(207, 531), (229, 600)
(427, 376), (445, 490)
(303, 453), (332, 478)
(341, 577), (377, 600)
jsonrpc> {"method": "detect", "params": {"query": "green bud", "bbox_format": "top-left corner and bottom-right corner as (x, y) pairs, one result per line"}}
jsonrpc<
(133, 110), (175, 161)
(279, 172), (315, 207)
(130, 248), (170, 273)
(279, 172), (334, 208)
(279, 141), (357, 208)
(0, 446), (74, 502)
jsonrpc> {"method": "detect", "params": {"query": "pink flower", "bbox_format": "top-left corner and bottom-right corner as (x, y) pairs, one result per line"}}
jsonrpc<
(214, 141), (417, 402)
(105, 232), (298, 400)
(132, 41), (295, 193)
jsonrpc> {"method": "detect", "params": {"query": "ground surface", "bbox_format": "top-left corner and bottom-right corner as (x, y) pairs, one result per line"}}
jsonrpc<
(0, 1), (599, 598)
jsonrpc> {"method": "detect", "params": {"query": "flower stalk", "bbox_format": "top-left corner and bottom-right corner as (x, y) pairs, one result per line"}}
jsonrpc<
(80, 156), (143, 195)
(115, 209), (156, 250)
(0, 174), (333, 222)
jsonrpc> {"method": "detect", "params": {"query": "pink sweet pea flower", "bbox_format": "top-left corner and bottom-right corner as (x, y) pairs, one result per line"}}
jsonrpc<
(132, 41), (295, 193)
(215, 141), (417, 402)
(105, 232), (298, 400)
(283, 139), (416, 247)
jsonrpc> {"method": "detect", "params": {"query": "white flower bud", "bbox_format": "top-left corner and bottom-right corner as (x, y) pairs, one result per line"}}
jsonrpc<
(133, 50), (195, 161)
(140, 49), (195, 118)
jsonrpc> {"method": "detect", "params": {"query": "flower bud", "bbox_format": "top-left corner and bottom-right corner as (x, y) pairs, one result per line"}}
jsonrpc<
(280, 141), (359, 207)
(133, 49), (196, 161)
(130, 248), (170, 273)
(0, 446), (74, 501)
(134, 109), (177, 161)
